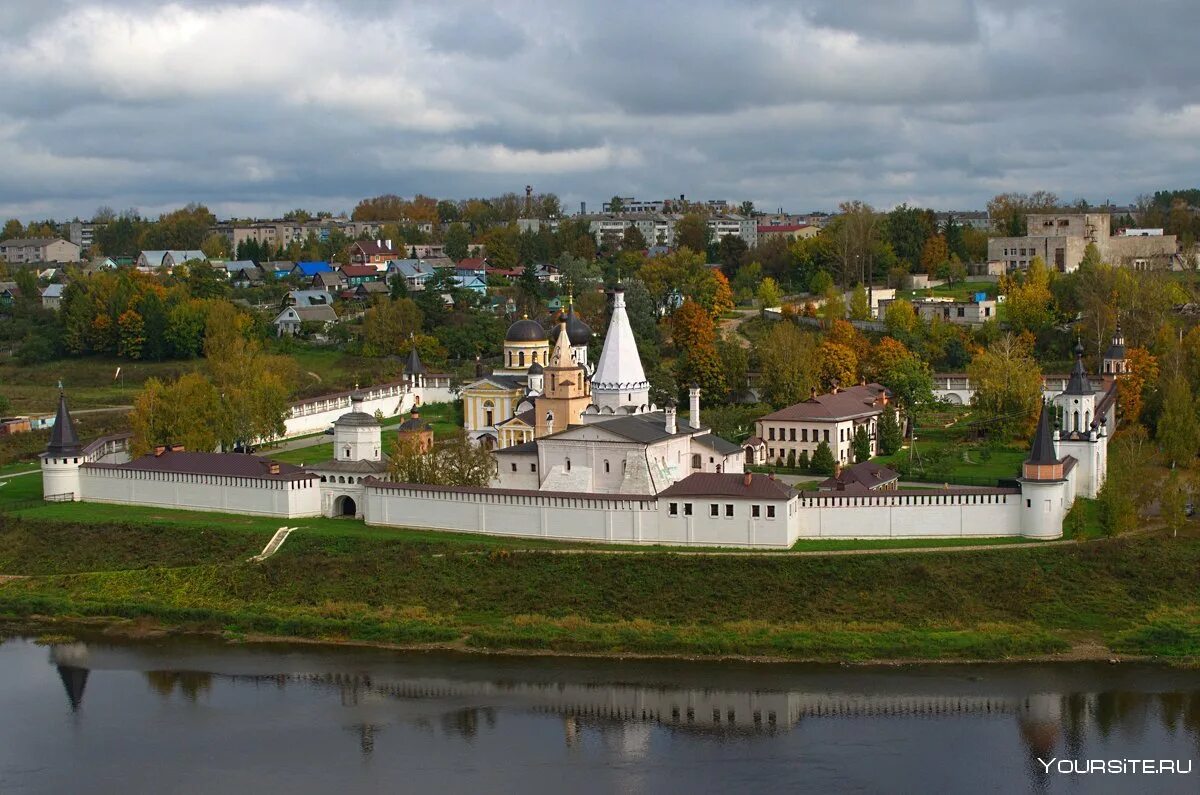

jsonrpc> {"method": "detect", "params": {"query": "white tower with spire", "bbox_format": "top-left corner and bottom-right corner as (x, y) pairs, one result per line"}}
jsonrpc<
(590, 284), (651, 414)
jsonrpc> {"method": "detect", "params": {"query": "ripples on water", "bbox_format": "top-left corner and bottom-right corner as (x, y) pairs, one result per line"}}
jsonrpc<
(0, 635), (1196, 793)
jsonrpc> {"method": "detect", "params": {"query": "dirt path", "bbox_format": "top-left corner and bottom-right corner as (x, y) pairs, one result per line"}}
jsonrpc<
(718, 308), (758, 348)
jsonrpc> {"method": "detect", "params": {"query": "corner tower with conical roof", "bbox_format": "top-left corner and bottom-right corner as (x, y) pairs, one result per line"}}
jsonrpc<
(1056, 340), (1095, 435)
(40, 387), (84, 501)
(590, 284), (650, 414)
(1102, 323), (1128, 379)
(1018, 402), (1070, 539)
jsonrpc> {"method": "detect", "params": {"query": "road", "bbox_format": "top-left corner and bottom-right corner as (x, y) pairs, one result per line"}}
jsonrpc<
(718, 308), (758, 348)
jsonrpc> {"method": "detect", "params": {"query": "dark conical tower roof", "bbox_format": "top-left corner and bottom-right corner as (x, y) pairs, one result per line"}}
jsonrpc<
(1027, 402), (1059, 465)
(1064, 339), (1090, 395)
(403, 347), (427, 375)
(57, 665), (89, 712)
(45, 390), (81, 456)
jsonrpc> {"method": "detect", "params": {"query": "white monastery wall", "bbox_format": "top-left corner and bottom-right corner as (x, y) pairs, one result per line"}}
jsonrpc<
(78, 467), (321, 518)
(283, 381), (454, 438)
(795, 490), (1028, 538)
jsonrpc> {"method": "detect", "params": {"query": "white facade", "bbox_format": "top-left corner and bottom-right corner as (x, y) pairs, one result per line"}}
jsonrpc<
(589, 286), (651, 413)
(283, 380), (454, 439)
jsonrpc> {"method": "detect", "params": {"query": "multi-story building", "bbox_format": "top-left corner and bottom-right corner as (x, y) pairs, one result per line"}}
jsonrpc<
(877, 296), (997, 327)
(210, 218), (381, 254)
(707, 214), (758, 248)
(753, 383), (894, 466)
(0, 237), (81, 264)
(583, 213), (675, 247)
(988, 213), (1177, 272)
(64, 221), (106, 251)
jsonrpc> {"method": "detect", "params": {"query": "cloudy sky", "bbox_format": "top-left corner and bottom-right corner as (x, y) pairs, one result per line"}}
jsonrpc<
(3, 0), (1199, 221)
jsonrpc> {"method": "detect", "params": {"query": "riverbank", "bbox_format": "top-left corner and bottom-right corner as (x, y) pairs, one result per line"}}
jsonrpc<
(1, 516), (1198, 663)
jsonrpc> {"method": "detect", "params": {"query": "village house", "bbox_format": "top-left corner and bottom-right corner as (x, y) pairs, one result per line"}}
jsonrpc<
(40, 283), (65, 310)
(754, 383), (894, 466)
(337, 264), (381, 287)
(817, 461), (900, 492)
(387, 259), (435, 291)
(273, 303), (337, 336)
(349, 240), (399, 269)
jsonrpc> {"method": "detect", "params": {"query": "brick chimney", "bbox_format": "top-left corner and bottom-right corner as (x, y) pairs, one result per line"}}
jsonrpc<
(169, 444), (185, 452)
(878, 388), (888, 406)
(154, 445), (166, 457)
(268, 463), (280, 475)
(743, 471), (753, 487)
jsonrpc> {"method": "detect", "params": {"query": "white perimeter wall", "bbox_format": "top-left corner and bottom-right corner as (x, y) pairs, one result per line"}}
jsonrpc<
(284, 385), (455, 438)
(796, 492), (1025, 538)
(79, 469), (321, 518)
(364, 486), (799, 548)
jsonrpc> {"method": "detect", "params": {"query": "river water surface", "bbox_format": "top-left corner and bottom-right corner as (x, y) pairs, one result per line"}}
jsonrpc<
(0, 634), (1197, 793)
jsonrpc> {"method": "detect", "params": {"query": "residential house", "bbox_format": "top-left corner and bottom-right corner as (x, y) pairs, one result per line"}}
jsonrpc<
(456, 257), (487, 277)
(387, 259), (434, 292)
(353, 282), (388, 301)
(0, 237), (81, 264)
(40, 283), (65, 310)
(230, 265), (265, 288)
(0, 282), (20, 307)
(310, 271), (346, 292)
(273, 304), (338, 336)
(211, 259), (257, 278)
(349, 240), (399, 269)
(337, 264), (380, 287)
(264, 261), (296, 279)
(451, 275), (487, 295)
(754, 383), (894, 465)
(283, 290), (335, 308)
(162, 250), (207, 269)
(291, 261), (333, 279)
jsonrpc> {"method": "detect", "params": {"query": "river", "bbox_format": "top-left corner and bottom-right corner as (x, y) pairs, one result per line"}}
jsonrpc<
(0, 634), (1196, 793)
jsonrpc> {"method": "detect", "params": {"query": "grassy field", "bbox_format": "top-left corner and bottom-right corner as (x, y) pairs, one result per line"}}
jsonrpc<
(0, 355), (193, 415)
(0, 512), (1197, 661)
(873, 407), (1028, 485)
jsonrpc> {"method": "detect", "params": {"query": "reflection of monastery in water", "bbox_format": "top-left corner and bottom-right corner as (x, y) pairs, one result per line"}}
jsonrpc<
(46, 643), (1200, 761)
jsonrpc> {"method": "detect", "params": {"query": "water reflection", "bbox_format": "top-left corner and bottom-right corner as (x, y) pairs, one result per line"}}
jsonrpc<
(16, 637), (1199, 793)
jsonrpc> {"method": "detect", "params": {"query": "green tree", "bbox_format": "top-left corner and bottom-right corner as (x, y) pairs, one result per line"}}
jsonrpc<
(1, 219), (22, 240)
(621, 224), (647, 250)
(878, 407), (903, 455)
(1157, 373), (1200, 468)
(388, 429), (497, 486)
(1003, 256), (1054, 332)
(811, 440), (836, 475)
(852, 424), (872, 462)
(967, 334), (1042, 439)
(849, 284), (871, 320)
(608, 196), (625, 213)
(201, 232), (231, 259)
(444, 222), (470, 262)
(756, 275), (782, 308)
(129, 372), (223, 456)
(117, 309), (145, 359)
(754, 322), (819, 407)
(361, 298), (423, 357)
(1161, 469), (1188, 538)
(675, 213), (710, 252)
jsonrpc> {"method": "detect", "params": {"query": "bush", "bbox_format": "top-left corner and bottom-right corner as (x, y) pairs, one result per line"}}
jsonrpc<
(16, 334), (58, 365)
(797, 450), (810, 473)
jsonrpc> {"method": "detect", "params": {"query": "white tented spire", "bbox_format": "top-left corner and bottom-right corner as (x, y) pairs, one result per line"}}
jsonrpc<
(591, 285), (650, 412)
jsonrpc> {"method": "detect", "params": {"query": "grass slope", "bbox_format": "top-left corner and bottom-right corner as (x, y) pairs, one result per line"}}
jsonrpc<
(1, 513), (1197, 661)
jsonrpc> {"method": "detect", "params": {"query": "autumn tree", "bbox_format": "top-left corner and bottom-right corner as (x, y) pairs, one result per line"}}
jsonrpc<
(883, 298), (918, 338)
(818, 341), (857, 391)
(1003, 256), (1054, 332)
(129, 373), (224, 456)
(670, 300), (725, 399)
(361, 298), (423, 357)
(444, 222), (470, 262)
(117, 309), (145, 359)
(967, 334), (1043, 439)
(1120, 346), (1158, 425)
(389, 429), (497, 486)
(919, 235), (949, 274)
(754, 322), (819, 407)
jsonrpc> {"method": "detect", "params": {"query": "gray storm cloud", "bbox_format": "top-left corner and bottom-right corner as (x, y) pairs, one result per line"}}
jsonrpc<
(0, 0), (1197, 220)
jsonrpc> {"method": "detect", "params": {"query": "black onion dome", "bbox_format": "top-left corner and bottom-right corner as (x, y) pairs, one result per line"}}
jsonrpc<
(528, 362), (544, 374)
(551, 304), (593, 346)
(505, 317), (547, 342)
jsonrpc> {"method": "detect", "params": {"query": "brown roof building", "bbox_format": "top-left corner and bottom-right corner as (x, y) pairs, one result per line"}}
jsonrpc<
(755, 383), (894, 466)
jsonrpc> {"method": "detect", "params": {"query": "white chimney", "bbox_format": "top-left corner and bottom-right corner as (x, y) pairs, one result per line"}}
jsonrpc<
(689, 385), (701, 430)
(376, 239), (382, 248)
(665, 401), (677, 434)
(385, 239), (392, 250)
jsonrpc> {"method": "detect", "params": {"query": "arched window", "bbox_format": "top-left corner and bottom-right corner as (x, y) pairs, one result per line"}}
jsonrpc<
(691, 454), (702, 469)
(532, 350), (539, 364)
(519, 350), (526, 367)
(604, 460), (610, 473)
(566, 458), (571, 471)
(1073, 411), (1080, 432)
(344, 446), (351, 459)
(483, 400), (495, 428)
